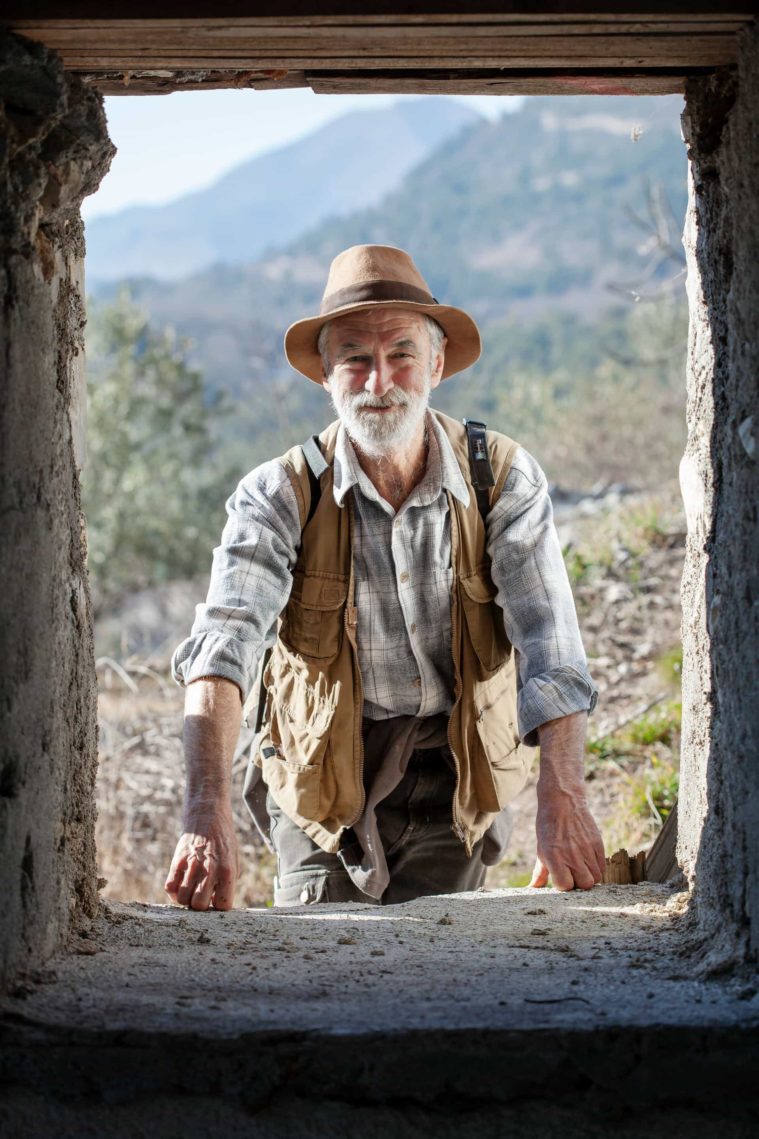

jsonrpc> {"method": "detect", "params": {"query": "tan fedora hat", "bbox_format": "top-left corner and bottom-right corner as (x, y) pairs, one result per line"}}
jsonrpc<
(284, 244), (481, 384)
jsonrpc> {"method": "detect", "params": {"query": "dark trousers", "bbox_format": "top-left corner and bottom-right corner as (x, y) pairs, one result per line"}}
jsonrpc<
(267, 745), (489, 906)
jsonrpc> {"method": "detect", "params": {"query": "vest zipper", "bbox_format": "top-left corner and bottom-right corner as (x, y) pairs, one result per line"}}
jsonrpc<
(345, 603), (366, 829)
(446, 491), (470, 853)
(344, 495), (366, 830)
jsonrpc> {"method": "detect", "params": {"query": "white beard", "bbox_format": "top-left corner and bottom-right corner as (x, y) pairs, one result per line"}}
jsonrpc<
(331, 375), (432, 459)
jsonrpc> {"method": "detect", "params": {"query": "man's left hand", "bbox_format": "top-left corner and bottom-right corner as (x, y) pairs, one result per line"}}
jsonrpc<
(529, 789), (605, 890)
(529, 710), (606, 891)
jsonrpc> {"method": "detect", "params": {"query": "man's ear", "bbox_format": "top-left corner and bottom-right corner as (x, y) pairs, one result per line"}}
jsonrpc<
(429, 336), (447, 390)
(321, 374), (332, 394)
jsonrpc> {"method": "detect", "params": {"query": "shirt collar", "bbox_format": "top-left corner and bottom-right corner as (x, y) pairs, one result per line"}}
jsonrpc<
(332, 411), (470, 510)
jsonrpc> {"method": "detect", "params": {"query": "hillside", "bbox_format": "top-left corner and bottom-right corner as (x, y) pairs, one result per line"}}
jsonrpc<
(87, 94), (688, 499)
(93, 94), (686, 395)
(86, 98), (481, 282)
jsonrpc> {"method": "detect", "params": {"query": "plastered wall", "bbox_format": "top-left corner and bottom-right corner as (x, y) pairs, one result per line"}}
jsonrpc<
(680, 22), (759, 964)
(0, 33), (113, 987)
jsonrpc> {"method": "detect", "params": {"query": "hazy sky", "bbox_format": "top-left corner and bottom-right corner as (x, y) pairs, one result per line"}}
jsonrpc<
(84, 90), (522, 220)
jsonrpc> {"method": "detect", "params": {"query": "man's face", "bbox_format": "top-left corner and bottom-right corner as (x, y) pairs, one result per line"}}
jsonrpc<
(321, 308), (446, 456)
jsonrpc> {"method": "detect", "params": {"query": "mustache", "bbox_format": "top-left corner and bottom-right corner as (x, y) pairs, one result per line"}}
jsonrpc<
(350, 390), (411, 409)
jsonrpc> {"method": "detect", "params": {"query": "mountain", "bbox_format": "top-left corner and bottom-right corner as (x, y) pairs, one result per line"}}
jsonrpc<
(293, 94), (687, 327)
(85, 98), (482, 283)
(96, 94), (687, 405)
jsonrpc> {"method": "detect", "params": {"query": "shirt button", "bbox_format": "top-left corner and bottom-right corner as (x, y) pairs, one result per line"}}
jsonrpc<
(413, 677), (422, 688)
(399, 571), (409, 583)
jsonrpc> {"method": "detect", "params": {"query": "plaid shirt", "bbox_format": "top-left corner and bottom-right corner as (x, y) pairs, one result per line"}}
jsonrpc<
(172, 413), (597, 745)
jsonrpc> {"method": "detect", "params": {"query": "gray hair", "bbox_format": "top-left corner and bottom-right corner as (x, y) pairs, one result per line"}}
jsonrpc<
(318, 313), (445, 377)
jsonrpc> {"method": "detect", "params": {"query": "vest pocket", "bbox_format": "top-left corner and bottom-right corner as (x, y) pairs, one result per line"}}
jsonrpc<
(460, 570), (510, 672)
(281, 573), (348, 660)
(472, 661), (531, 809)
(260, 663), (338, 822)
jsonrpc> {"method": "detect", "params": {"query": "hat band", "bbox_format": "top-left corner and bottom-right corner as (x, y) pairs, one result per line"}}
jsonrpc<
(320, 279), (436, 315)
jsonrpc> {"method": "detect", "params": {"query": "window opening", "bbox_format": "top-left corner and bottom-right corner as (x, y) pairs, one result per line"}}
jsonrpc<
(84, 89), (688, 909)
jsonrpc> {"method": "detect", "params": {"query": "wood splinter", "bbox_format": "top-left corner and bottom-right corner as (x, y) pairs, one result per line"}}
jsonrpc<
(601, 848), (647, 885)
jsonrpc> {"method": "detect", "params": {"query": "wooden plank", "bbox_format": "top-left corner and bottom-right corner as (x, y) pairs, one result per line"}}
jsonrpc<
(308, 73), (688, 95)
(645, 802), (679, 884)
(6, 3), (757, 21)
(14, 28), (740, 54)
(81, 69), (687, 96)
(90, 71), (310, 95)
(54, 43), (738, 68)
(11, 20), (748, 42)
(40, 29), (738, 62)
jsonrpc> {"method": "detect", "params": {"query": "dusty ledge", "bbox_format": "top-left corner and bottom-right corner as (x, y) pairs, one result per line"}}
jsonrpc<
(1, 884), (757, 1130)
(1, 884), (756, 1036)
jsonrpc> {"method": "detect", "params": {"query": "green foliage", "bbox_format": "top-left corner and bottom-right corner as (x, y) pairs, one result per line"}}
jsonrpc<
(588, 698), (681, 852)
(623, 701), (681, 748)
(502, 871), (534, 889)
(625, 754), (679, 823)
(83, 291), (236, 611)
(428, 293), (688, 491)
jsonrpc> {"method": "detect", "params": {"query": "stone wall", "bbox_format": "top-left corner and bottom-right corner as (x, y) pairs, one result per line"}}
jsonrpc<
(1, 20), (757, 990)
(680, 22), (759, 964)
(0, 33), (113, 988)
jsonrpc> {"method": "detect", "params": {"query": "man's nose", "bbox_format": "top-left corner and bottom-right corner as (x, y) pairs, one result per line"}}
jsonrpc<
(365, 358), (394, 397)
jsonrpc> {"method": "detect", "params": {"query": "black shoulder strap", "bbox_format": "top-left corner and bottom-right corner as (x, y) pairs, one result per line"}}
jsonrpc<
(463, 418), (496, 522)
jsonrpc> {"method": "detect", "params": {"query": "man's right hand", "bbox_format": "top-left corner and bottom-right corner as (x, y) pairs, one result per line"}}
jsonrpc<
(165, 809), (239, 911)
(166, 676), (244, 910)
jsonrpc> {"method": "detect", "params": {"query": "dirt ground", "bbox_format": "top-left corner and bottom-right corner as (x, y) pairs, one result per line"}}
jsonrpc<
(95, 484), (685, 907)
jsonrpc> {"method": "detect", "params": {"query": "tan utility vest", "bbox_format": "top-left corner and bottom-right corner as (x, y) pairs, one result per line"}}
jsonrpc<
(252, 410), (536, 856)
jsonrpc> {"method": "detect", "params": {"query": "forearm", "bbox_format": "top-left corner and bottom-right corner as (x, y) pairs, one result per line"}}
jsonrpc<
(536, 710), (588, 799)
(531, 709), (604, 890)
(165, 676), (243, 909)
(182, 676), (243, 818)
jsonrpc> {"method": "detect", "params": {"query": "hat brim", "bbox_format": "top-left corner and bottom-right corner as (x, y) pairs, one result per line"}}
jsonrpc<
(284, 299), (482, 384)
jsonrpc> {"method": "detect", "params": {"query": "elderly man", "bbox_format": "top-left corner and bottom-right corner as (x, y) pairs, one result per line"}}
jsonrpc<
(166, 244), (604, 911)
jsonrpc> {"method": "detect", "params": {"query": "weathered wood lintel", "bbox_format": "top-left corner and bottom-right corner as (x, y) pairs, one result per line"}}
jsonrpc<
(5, 2), (758, 19)
(309, 71), (691, 96)
(82, 66), (695, 97)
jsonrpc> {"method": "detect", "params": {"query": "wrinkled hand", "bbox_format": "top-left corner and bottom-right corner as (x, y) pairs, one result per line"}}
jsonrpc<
(529, 790), (605, 891)
(165, 809), (239, 911)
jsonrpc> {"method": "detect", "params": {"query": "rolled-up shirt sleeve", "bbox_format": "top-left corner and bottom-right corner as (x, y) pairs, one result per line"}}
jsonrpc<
(486, 446), (598, 746)
(171, 459), (301, 700)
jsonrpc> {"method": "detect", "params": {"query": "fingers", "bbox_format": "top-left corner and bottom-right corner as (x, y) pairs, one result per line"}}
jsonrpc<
(166, 845), (236, 911)
(165, 821), (238, 911)
(530, 853), (603, 891)
(570, 861), (597, 891)
(176, 851), (207, 908)
(164, 849), (189, 903)
(188, 853), (218, 911)
(529, 859), (549, 888)
(548, 861), (575, 892)
(211, 864), (237, 911)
